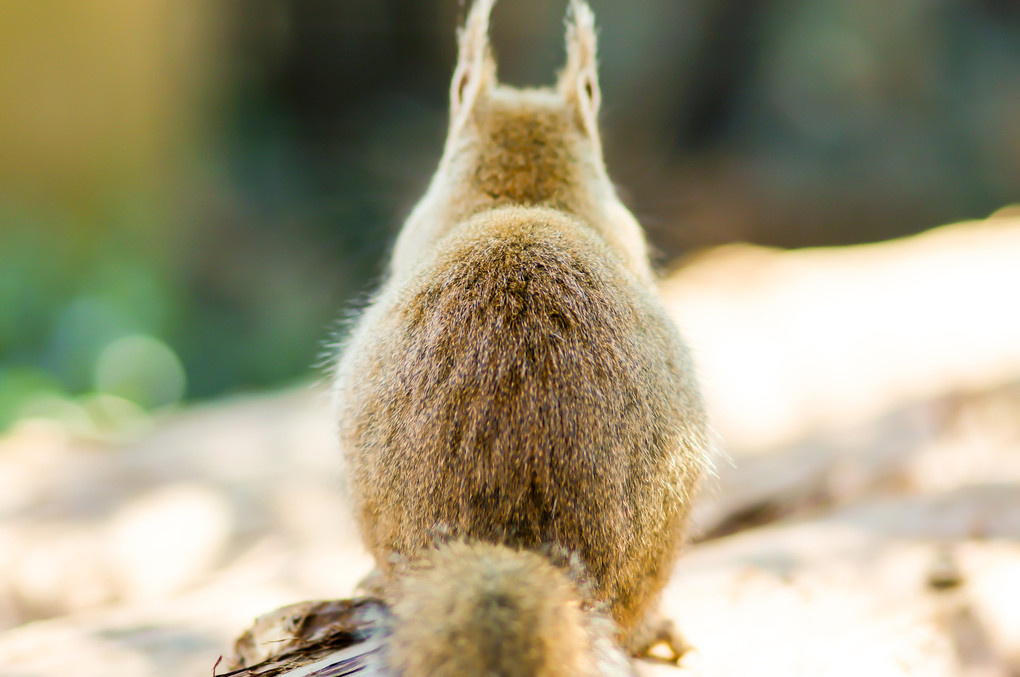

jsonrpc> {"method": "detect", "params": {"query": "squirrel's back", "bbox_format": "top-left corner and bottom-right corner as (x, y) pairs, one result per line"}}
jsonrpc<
(340, 206), (704, 636)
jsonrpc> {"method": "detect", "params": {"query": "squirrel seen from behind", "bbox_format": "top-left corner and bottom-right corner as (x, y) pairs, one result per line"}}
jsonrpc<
(334, 0), (710, 671)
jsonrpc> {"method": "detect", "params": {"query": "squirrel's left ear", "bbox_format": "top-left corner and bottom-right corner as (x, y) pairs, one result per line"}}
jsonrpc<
(450, 0), (498, 132)
(558, 0), (601, 136)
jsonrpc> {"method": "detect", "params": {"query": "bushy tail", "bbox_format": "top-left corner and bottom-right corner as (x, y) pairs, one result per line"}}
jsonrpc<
(384, 541), (634, 677)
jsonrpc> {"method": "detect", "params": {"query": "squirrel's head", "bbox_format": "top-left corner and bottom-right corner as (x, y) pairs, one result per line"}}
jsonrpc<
(391, 0), (651, 283)
(447, 0), (602, 162)
(439, 0), (606, 202)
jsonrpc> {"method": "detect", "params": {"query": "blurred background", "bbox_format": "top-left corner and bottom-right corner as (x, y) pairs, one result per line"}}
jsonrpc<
(3, 5), (1020, 675)
(1, 0), (1019, 432)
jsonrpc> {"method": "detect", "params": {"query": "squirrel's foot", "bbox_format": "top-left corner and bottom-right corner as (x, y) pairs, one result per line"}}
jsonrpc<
(631, 616), (691, 665)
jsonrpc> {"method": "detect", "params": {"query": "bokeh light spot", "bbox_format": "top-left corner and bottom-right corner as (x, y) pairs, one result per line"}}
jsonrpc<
(94, 334), (186, 409)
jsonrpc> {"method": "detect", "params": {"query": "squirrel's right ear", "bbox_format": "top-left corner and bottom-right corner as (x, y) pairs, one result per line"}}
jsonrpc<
(558, 0), (601, 139)
(450, 0), (497, 130)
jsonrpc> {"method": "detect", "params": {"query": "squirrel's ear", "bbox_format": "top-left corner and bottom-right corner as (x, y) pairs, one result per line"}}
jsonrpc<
(450, 0), (497, 129)
(558, 0), (601, 134)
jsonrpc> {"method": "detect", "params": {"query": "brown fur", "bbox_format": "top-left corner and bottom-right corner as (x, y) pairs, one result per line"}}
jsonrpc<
(387, 541), (633, 677)
(335, 0), (708, 661)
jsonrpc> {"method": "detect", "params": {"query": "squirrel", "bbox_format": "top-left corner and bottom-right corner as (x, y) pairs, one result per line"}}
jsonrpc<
(333, 0), (709, 670)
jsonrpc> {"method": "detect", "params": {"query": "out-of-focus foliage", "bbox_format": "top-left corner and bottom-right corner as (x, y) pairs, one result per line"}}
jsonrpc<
(1, 0), (1018, 432)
